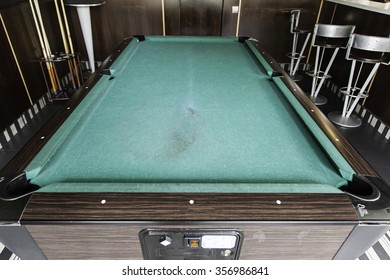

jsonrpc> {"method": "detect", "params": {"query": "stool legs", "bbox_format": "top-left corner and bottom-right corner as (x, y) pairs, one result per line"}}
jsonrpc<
(290, 33), (298, 76)
(287, 10), (311, 82)
(329, 62), (380, 128)
(76, 6), (96, 73)
(309, 47), (339, 105)
(291, 33), (311, 77)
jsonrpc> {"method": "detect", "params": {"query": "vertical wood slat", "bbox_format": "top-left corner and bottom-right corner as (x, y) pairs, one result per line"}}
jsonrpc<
(179, 0), (223, 36)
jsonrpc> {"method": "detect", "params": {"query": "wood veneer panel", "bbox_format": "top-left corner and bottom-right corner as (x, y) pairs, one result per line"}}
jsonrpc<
(0, 2), (47, 130)
(22, 192), (358, 221)
(179, 0), (223, 36)
(221, 0), (240, 36)
(25, 223), (355, 259)
(69, 0), (164, 61)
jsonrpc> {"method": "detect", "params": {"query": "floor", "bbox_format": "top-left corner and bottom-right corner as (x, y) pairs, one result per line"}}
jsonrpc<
(1, 72), (390, 260)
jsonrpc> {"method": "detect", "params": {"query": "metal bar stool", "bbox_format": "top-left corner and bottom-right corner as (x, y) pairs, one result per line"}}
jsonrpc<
(286, 10), (312, 81)
(308, 24), (355, 105)
(328, 34), (390, 128)
(64, 0), (106, 73)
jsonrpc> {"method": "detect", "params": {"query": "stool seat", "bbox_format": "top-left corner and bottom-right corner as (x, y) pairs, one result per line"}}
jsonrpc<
(349, 53), (390, 64)
(64, 0), (105, 5)
(293, 27), (312, 34)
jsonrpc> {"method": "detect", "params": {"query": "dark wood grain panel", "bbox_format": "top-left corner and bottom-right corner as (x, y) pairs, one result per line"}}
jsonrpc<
(0, 1), (49, 130)
(164, 0), (181, 35)
(179, 0), (223, 36)
(68, 0), (164, 61)
(22, 192), (357, 222)
(25, 223), (355, 259)
(221, 0), (240, 36)
(164, 0), (236, 36)
(0, 14), (30, 131)
(2, 0), (64, 102)
(0, 0), (27, 9)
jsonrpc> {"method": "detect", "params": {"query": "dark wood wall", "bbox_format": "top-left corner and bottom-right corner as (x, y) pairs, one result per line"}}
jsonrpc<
(68, 0), (164, 62)
(0, 0), (63, 131)
(71, 0), (320, 62)
(1, 0), (390, 132)
(0, 3), (44, 129)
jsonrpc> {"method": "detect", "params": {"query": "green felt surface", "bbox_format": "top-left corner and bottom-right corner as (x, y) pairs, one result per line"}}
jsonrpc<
(26, 36), (349, 193)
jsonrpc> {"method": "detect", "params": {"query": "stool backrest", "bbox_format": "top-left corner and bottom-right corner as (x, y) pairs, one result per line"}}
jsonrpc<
(346, 34), (390, 64)
(315, 24), (355, 38)
(312, 24), (355, 48)
(290, 10), (300, 33)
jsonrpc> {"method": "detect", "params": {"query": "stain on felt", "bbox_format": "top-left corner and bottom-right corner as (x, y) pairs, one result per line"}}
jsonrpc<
(166, 106), (203, 157)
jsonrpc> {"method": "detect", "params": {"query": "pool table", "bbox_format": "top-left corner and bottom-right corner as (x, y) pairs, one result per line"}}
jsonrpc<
(1, 36), (390, 260)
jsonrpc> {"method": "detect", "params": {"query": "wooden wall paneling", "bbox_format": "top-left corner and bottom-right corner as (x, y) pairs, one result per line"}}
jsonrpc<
(317, 3), (390, 125)
(0, 1), (54, 131)
(165, 0), (230, 36)
(221, 0), (240, 36)
(238, 0), (320, 63)
(164, 0), (181, 35)
(0, 11), (31, 131)
(0, 0), (79, 131)
(0, 1), (28, 9)
(317, 0), (335, 23)
(179, 0), (223, 36)
(68, 0), (164, 62)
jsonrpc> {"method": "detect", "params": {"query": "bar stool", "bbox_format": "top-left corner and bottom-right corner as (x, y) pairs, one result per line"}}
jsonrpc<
(308, 24), (355, 105)
(328, 34), (390, 128)
(286, 10), (312, 81)
(64, 0), (106, 73)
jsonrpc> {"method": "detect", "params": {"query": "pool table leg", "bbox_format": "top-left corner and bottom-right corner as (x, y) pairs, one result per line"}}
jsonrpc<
(334, 224), (390, 260)
(0, 225), (46, 260)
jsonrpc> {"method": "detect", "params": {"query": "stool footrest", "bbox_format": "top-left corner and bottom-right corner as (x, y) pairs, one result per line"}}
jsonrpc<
(307, 70), (331, 80)
(339, 87), (369, 99)
(286, 52), (306, 60)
